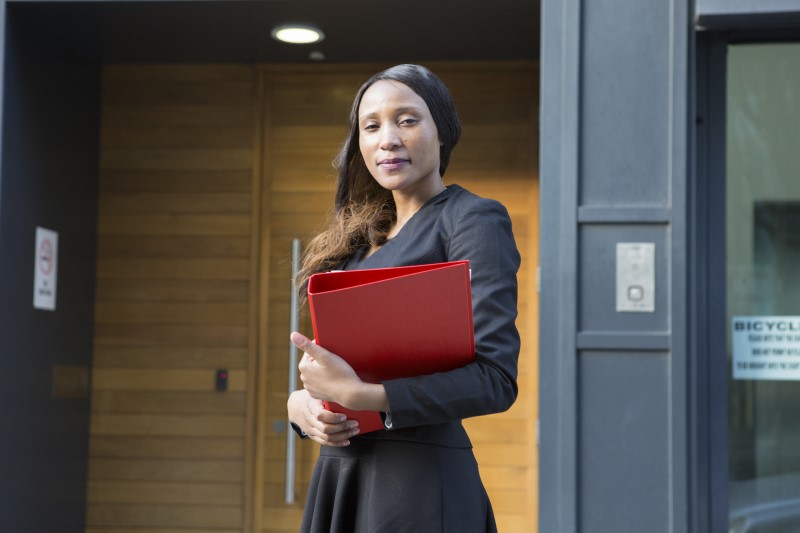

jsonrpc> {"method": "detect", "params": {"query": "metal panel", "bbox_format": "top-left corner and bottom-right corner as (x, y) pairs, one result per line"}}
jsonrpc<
(539, 0), (581, 530)
(697, 0), (800, 29)
(693, 33), (731, 533)
(579, 225), (668, 332)
(577, 332), (670, 351)
(616, 242), (656, 313)
(540, 0), (693, 531)
(580, 0), (671, 206)
(579, 351), (671, 533)
(705, 40), (730, 533)
(698, 0), (800, 15)
(669, 0), (692, 529)
(578, 206), (671, 224)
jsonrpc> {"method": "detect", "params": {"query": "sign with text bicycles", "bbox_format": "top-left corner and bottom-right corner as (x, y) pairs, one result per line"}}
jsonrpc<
(733, 316), (800, 380)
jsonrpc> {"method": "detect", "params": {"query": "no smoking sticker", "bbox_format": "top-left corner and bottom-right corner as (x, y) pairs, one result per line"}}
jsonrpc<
(34, 227), (58, 311)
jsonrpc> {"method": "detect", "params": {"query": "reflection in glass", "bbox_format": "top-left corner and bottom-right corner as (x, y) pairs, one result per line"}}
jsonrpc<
(727, 43), (800, 532)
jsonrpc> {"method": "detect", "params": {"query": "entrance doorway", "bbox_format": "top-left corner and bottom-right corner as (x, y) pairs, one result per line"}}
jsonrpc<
(725, 42), (800, 533)
(2, 3), (540, 531)
(88, 62), (540, 532)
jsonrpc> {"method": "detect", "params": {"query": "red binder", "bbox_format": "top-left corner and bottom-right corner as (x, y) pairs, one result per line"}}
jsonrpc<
(307, 260), (475, 434)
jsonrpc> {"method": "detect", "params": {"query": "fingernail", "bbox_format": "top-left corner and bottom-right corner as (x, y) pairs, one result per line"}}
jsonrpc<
(290, 332), (307, 346)
(351, 428), (360, 436)
(342, 440), (350, 446)
(337, 414), (347, 423)
(346, 420), (358, 429)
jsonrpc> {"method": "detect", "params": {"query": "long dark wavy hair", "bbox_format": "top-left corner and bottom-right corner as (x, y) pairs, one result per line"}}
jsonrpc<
(296, 64), (462, 294)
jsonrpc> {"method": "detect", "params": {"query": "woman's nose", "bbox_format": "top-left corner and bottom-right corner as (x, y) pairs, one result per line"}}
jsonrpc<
(379, 126), (401, 150)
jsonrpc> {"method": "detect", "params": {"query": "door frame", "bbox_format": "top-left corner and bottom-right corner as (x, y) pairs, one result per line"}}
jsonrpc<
(694, 26), (800, 533)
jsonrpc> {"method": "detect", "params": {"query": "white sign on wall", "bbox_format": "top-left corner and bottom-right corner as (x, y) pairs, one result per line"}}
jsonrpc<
(733, 316), (800, 380)
(33, 227), (58, 311)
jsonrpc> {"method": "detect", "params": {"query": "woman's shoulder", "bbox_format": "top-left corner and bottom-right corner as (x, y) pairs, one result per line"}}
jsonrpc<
(443, 184), (511, 220)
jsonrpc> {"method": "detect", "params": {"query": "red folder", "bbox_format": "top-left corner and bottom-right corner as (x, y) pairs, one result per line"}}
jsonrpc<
(307, 260), (475, 434)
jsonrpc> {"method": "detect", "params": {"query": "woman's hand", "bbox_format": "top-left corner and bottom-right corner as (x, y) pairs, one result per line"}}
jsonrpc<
(290, 332), (391, 412)
(292, 332), (361, 406)
(287, 389), (359, 447)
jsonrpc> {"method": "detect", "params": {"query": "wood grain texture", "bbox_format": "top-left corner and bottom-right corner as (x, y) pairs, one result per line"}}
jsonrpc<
(89, 458), (244, 482)
(88, 480), (244, 505)
(89, 436), (244, 460)
(88, 64), (259, 532)
(86, 504), (243, 529)
(89, 62), (539, 533)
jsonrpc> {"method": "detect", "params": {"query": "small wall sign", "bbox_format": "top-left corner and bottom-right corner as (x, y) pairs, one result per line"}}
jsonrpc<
(733, 316), (800, 380)
(34, 227), (58, 311)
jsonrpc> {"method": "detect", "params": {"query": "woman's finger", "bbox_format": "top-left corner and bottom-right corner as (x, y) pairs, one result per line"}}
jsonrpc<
(304, 421), (359, 446)
(291, 332), (330, 365)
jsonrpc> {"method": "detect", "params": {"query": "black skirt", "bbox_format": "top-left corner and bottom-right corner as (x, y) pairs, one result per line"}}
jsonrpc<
(301, 438), (498, 533)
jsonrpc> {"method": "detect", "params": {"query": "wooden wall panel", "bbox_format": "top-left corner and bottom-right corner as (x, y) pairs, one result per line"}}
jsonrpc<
(257, 68), (349, 532)
(88, 65), (259, 533)
(258, 63), (539, 532)
(90, 61), (538, 533)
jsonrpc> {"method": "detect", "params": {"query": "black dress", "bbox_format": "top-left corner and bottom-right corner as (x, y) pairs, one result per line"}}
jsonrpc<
(301, 185), (521, 533)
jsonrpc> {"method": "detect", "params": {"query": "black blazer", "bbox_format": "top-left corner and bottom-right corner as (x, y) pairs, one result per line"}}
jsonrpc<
(342, 184), (521, 449)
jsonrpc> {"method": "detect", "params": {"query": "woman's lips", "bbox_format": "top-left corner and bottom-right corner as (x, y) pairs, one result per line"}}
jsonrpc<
(378, 158), (409, 170)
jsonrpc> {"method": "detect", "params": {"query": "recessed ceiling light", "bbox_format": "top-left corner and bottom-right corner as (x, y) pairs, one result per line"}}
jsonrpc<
(271, 24), (325, 44)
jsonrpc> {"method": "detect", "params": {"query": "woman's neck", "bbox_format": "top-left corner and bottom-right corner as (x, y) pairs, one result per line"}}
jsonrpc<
(389, 181), (446, 238)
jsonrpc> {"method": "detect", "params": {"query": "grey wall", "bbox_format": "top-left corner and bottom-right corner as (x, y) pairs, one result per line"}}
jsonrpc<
(697, 0), (800, 28)
(0, 2), (5, 227)
(539, 0), (692, 531)
(0, 6), (100, 531)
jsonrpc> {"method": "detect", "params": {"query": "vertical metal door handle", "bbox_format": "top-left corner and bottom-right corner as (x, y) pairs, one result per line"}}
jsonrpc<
(285, 238), (301, 504)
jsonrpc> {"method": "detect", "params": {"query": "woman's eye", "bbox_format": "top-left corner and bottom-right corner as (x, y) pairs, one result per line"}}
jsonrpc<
(400, 118), (417, 126)
(363, 123), (379, 131)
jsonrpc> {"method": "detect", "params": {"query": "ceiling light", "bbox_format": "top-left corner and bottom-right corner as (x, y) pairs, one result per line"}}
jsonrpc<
(271, 24), (325, 44)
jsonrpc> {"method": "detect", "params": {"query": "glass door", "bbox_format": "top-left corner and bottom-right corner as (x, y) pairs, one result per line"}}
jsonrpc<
(726, 42), (800, 533)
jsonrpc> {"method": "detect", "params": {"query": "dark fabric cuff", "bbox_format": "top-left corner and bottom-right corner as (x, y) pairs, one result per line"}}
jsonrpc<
(290, 421), (310, 439)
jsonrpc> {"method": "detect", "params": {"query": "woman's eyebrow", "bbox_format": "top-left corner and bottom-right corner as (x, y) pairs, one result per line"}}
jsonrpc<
(392, 105), (423, 114)
(358, 105), (424, 122)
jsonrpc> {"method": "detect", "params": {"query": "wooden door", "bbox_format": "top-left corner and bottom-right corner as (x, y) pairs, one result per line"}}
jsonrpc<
(87, 64), (263, 533)
(87, 61), (538, 533)
(257, 62), (539, 533)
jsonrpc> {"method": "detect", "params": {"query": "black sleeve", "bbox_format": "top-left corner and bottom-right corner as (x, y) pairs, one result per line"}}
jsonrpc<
(381, 198), (521, 428)
(290, 421), (310, 439)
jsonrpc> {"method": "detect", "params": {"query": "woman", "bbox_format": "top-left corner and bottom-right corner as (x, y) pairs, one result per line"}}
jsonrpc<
(287, 64), (521, 532)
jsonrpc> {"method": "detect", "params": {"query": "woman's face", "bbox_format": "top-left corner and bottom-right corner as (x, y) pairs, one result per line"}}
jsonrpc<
(357, 80), (442, 198)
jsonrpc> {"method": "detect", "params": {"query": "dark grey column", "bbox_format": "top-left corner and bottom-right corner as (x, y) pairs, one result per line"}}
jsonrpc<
(0, 7), (100, 531)
(0, 1), (5, 223)
(539, 0), (693, 531)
